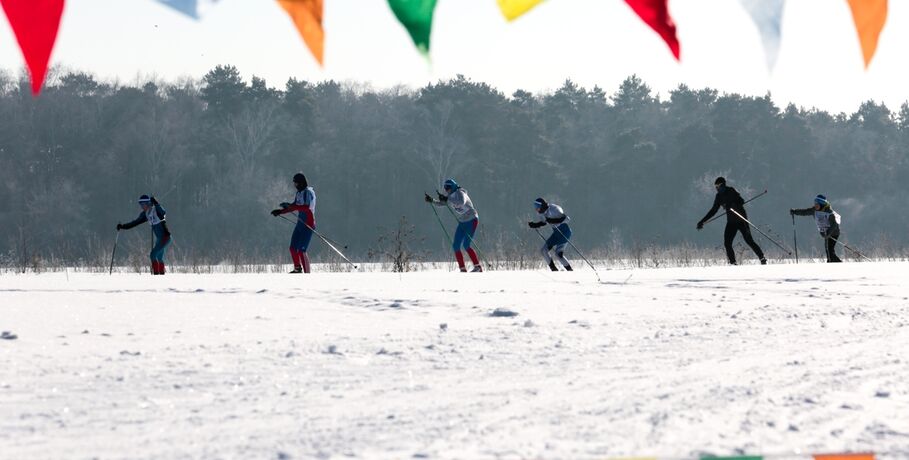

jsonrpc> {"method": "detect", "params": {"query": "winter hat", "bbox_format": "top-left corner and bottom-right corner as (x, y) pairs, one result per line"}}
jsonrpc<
(814, 194), (828, 207)
(714, 177), (726, 185)
(443, 178), (459, 191)
(138, 195), (152, 204)
(533, 197), (548, 210)
(292, 173), (308, 188)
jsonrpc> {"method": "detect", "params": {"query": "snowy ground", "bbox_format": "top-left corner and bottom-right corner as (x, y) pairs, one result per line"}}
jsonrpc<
(1, 262), (907, 459)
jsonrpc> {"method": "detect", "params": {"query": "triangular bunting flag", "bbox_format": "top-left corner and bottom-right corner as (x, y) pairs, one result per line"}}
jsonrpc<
(624, 0), (680, 61)
(845, 0), (887, 68)
(387, 0), (438, 55)
(739, 0), (785, 71)
(497, 0), (546, 21)
(155, 0), (219, 20)
(0, 0), (65, 95)
(813, 454), (876, 460)
(277, 0), (324, 65)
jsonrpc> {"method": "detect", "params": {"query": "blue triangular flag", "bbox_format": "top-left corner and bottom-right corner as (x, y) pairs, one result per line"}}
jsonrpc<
(739, 0), (785, 71)
(155, 0), (219, 20)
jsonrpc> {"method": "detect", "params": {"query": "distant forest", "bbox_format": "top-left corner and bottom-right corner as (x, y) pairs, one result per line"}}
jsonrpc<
(1, 66), (907, 267)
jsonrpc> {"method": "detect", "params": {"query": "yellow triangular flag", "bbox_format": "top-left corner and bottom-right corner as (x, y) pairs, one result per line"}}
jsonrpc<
(277, 0), (324, 65)
(846, 0), (887, 68)
(497, 0), (545, 21)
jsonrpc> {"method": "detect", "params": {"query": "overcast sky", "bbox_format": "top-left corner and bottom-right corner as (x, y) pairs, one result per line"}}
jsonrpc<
(1, 0), (908, 113)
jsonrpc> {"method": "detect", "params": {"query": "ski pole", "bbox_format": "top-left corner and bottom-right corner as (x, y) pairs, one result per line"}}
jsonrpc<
(791, 214), (799, 264)
(704, 190), (768, 226)
(832, 237), (873, 262)
(308, 224), (358, 269)
(728, 209), (792, 255)
(552, 225), (603, 283)
(533, 228), (547, 242)
(277, 213), (349, 249)
(424, 195), (460, 270)
(276, 214), (357, 268)
(533, 228), (547, 270)
(426, 195), (454, 246)
(109, 230), (120, 275)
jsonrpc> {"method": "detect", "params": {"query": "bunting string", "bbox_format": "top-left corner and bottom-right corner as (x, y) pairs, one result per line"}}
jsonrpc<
(0, 0), (893, 95)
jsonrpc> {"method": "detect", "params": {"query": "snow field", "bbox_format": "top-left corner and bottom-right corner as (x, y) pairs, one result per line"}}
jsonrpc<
(0, 262), (907, 459)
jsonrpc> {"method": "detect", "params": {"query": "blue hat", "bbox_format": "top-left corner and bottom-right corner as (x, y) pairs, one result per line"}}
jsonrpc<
(533, 197), (547, 209)
(814, 194), (828, 206)
(443, 179), (459, 191)
(138, 195), (152, 204)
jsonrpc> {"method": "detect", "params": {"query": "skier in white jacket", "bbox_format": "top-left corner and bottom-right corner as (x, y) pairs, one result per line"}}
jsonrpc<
(425, 179), (482, 272)
(528, 197), (573, 271)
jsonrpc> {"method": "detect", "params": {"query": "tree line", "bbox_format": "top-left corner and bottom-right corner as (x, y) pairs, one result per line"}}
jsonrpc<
(1, 66), (907, 267)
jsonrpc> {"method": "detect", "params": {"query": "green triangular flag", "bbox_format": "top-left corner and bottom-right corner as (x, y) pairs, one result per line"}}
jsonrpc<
(387, 0), (438, 55)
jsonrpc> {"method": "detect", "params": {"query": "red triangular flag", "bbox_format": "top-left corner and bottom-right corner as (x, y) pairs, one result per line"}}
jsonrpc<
(0, 0), (66, 95)
(624, 0), (680, 61)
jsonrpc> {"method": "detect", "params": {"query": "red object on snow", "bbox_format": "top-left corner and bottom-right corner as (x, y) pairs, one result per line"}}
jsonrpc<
(624, 0), (680, 61)
(0, 0), (66, 95)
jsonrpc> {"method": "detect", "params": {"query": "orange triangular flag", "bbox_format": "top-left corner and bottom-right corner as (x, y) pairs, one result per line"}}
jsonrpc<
(277, 0), (324, 65)
(845, 0), (887, 68)
(813, 453), (875, 460)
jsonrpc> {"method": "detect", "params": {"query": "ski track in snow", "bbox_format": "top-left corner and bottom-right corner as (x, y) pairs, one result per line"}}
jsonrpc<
(0, 263), (907, 459)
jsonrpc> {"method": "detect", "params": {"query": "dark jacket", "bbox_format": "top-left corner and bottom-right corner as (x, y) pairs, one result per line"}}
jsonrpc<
(122, 202), (171, 239)
(699, 185), (747, 225)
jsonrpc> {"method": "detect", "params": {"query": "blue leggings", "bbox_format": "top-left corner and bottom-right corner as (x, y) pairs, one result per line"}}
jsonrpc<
(150, 234), (172, 263)
(545, 223), (572, 249)
(452, 219), (478, 252)
(291, 223), (314, 252)
(542, 224), (571, 266)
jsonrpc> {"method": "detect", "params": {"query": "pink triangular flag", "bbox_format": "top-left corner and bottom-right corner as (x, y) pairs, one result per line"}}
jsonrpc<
(624, 0), (680, 60)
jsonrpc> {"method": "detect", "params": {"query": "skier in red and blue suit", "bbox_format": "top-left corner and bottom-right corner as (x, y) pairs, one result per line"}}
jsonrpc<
(117, 195), (172, 275)
(272, 173), (316, 274)
(424, 178), (483, 272)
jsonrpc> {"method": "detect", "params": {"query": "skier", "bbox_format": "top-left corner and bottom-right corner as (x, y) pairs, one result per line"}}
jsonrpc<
(790, 194), (842, 263)
(271, 173), (316, 274)
(116, 195), (172, 275)
(528, 198), (573, 271)
(424, 178), (483, 272)
(696, 177), (767, 265)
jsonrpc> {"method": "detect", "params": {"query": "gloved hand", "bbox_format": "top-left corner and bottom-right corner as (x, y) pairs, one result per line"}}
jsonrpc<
(528, 221), (544, 229)
(271, 209), (282, 217)
(116, 223), (123, 231)
(437, 191), (448, 202)
(424, 193), (433, 203)
(789, 209), (795, 215)
(696, 221), (704, 230)
(279, 202), (291, 209)
(150, 196), (158, 205)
